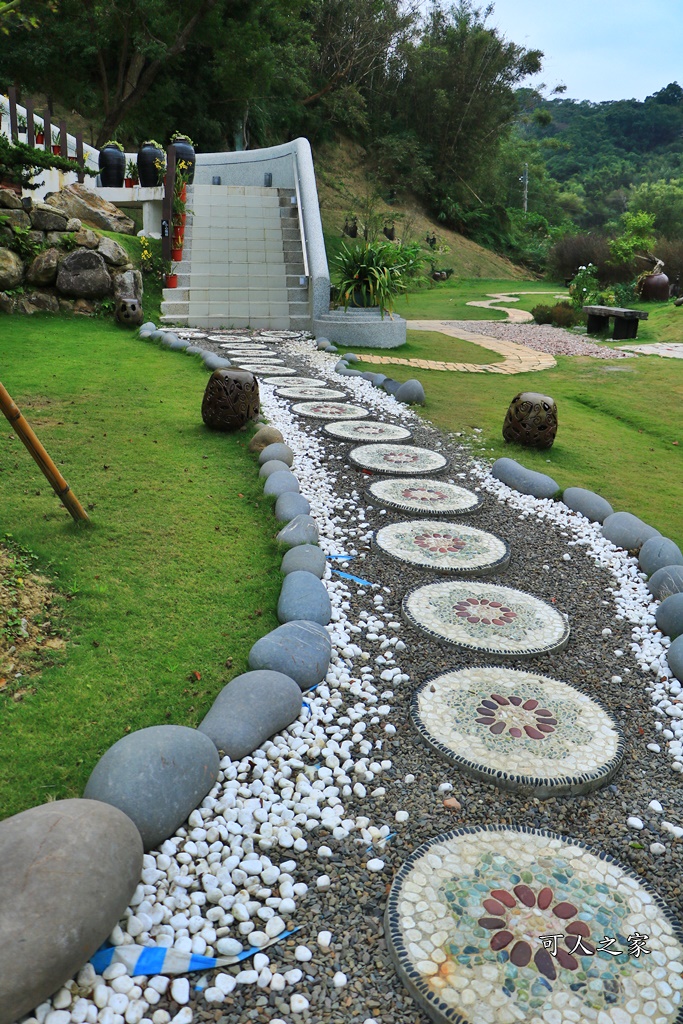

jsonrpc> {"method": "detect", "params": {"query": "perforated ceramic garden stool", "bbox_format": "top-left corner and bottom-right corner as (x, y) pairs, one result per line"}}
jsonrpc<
(201, 368), (260, 431)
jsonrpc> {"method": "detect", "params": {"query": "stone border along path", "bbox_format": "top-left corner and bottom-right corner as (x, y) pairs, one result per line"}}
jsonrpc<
(18, 325), (683, 1024)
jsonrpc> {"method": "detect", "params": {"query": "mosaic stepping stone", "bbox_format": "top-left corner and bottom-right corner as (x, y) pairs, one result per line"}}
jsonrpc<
(375, 522), (509, 577)
(220, 347), (278, 356)
(231, 356), (285, 364)
(263, 377), (326, 388)
(277, 387), (347, 400)
(366, 478), (482, 516)
(412, 667), (623, 797)
(324, 420), (413, 443)
(291, 401), (370, 421)
(349, 444), (448, 476)
(237, 364), (296, 376)
(386, 825), (683, 1024)
(403, 580), (569, 658)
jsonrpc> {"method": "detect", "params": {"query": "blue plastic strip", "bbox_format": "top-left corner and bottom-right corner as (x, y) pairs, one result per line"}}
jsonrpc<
(188, 953), (220, 971)
(327, 554), (353, 560)
(331, 569), (374, 586)
(89, 947), (116, 973)
(135, 946), (171, 975)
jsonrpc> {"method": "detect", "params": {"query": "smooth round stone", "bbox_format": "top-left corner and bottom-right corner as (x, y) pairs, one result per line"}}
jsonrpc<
(281, 545), (326, 578)
(366, 477), (482, 516)
(562, 486), (614, 523)
(374, 521), (509, 576)
(403, 579), (570, 658)
(640, 536), (683, 577)
(349, 444), (448, 476)
(361, 371), (387, 385)
(334, 360), (348, 372)
(0, 799), (143, 1023)
(249, 426), (284, 452)
(655, 593), (683, 640)
(344, 353), (360, 363)
(278, 570), (331, 626)
(396, 379), (426, 405)
(203, 354), (233, 371)
(199, 671), (302, 759)
(277, 387), (347, 400)
(649, 564), (683, 600)
(491, 457), (559, 499)
(263, 470), (300, 498)
(275, 492), (311, 523)
(382, 378), (401, 395)
(149, 330), (166, 342)
(323, 420), (412, 443)
(259, 443), (294, 467)
(84, 726), (220, 852)
(259, 459), (291, 479)
(338, 367), (364, 377)
(277, 515), (319, 548)
(412, 667), (623, 798)
(138, 329), (154, 339)
(668, 634), (683, 682)
(316, 337), (331, 349)
(185, 345), (205, 355)
(249, 621), (332, 690)
(386, 826), (683, 1024)
(291, 401), (370, 421)
(140, 321), (156, 333)
(602, 511), (661, 551)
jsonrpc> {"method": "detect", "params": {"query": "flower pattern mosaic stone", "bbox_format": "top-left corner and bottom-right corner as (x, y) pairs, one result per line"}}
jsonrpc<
(375, 521), (510, 577)
(220, 347), (278, 356)
(412, 667), (624, 797)
(324, 420), (413, 443)
(386, 826), (683, 1024)
(367, 478), (482, 516)
(349, 444), (449, 476)
(291, 401), (370, 421)
(230, 355), (285, 365)
(236, 364), (296, 376)
(276, 387), (347, 400)
(403, 581), (570, 658)
(263, 377), (325, 388)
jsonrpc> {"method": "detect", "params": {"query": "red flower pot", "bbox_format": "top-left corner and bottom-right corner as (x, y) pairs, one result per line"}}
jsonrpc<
(36, 132), (44, 145)
(171, 248), (183, 261)
(165, 274), (178, 288)
(124, 177), (133, 187)
(52, 145), (61, 156)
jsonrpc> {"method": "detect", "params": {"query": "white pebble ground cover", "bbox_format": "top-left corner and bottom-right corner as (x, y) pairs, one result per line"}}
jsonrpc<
(19, 333), (682, 1024)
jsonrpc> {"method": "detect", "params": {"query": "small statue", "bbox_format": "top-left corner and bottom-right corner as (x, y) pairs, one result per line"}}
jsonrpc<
(503, 392), (557, 449)
(201, 368), (260, 431)
(115, 297), (143, 327)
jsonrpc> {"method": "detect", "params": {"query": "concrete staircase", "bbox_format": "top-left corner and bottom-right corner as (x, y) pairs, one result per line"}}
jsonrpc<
(160, 184), (310, 330)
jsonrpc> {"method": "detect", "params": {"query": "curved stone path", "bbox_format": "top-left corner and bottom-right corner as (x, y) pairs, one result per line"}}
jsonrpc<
(465, 290), (566, 323)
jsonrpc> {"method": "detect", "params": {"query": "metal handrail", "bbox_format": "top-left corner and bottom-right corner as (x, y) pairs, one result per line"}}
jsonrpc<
(292, 151), (310, 281)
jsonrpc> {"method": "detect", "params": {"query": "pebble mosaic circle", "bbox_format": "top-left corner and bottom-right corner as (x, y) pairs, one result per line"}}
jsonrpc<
(386, 825), (683, 1024)
(276, 387), (348, 400)
(402, 581), (570, 658)
(375, 521), (510, 577)
(324, 420), (413, 443)
(412, 667), (624, 797)
(220, 347), (278, 356)
(237, 364), (296, 376)
(349, 444), (449, 476)
(231, 355), (284, 364)
(366, 478), (482, 516)
(291, 401), (370, 420)
(263, 377), (326, 387)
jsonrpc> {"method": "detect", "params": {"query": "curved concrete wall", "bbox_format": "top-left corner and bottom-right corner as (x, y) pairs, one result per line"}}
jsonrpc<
(195, 139), (330, 322)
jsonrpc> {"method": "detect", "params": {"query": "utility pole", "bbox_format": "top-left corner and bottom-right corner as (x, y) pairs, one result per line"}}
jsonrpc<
(522, 162), (528, 215)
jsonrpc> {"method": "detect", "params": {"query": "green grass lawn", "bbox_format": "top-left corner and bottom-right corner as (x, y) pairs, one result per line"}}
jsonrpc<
(391, 278), (564, 321)
(347, 292), (683, 549)
(338, 329), (504, 365)
(0, 317), (282, 819)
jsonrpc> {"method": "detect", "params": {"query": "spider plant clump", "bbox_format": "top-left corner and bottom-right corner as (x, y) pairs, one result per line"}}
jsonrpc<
(332, 240), (426, 316)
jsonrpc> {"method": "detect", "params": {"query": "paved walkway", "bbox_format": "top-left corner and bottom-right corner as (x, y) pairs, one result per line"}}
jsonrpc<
(465, 289), (566, 322)
(618, 342), (683, 359)
(357, 318), (557, 375)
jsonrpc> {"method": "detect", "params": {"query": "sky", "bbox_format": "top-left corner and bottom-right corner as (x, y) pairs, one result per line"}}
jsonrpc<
(470, 0), (682, 103)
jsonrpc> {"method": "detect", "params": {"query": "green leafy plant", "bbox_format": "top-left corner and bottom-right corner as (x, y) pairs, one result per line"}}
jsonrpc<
(569, 263), (603, 309)
(125, 159), (139, 183)
(170, 132), (194, 146)
(0, 216), (44, 260)
(331, 240), (426, 316)
(141, 139), (164, 150)
(531, 304), (553, 325)
(57, 232), (79, 253)
(100, 140), (124, 152)
(0, 135), (94, 190)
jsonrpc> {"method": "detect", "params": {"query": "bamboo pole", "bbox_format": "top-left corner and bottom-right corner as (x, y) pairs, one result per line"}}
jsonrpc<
(0, 380), (89, 523)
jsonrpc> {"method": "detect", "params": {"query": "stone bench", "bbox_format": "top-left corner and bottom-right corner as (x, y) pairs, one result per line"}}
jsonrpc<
(583, 304), (648, 341)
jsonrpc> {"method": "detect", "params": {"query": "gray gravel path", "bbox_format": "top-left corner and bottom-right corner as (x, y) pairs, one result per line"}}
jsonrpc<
(438, 320), (634, 359)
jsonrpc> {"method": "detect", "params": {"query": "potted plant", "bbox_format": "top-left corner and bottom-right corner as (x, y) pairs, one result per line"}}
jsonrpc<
(137, 139), (165, 187)
(332, 240), (426, 317)
(169, 132), (195, 184)
(35, 122), (45, 145)
(124, 159), (139, 187)
(165, 259), (179, 288)
(16, 113), (28, 144)
(99, 140), (125, 187)
(52, 131), (62, 156)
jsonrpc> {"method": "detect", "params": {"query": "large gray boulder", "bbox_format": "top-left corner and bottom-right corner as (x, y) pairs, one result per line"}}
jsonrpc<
(656, 592), (683, 640)
(111, 267), (143, 300)
(278, 570), (331, 625)
(338, 367), (364, 377)
(56, 249), (112, 298)
(562, 487), (613, 524)
(491, 457), (560, 499)
(26, 247), (62, 286)
(382, 378), (401, 396)
(249, 620), (332, 690)
(203, 353), (232, 371)
(275, 492), (311, 523)
(277, 514), (319, 548)
(259, 442), (294, 467)
(0, 247), (24, 290)
(98, 236), (130, 266)
(668, 634), (683, 683)
(84, 725), (219, 851)
(281, 544), (326, 577)
(649, 565), (683, 601)
(30, 203), (68, 232)
(0, 799), (142, 1024)
(639, 536), (683, 577)
(396, 379), (426, 405)
(264, 469), (300, 498)
(0, 187), (22, 210)
(46, 183), (136, 234)
(199, 670), (302, 758)
(602, 512), (660, 552)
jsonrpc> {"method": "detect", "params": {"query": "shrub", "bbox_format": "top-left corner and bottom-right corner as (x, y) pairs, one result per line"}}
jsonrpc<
(613, 281), (639, 307)
(547, 233), (612, 281)
(550, 302), (582, 328)
(531, 304), (554, 325)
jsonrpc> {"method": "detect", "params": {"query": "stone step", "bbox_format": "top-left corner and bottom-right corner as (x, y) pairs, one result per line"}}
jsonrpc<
(287, 288), (308, 302)
(288, 301), (310, 317)
(161, 301), (189, 317)
(160, 314), (189, 325)
(289, 315), (311, 332)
